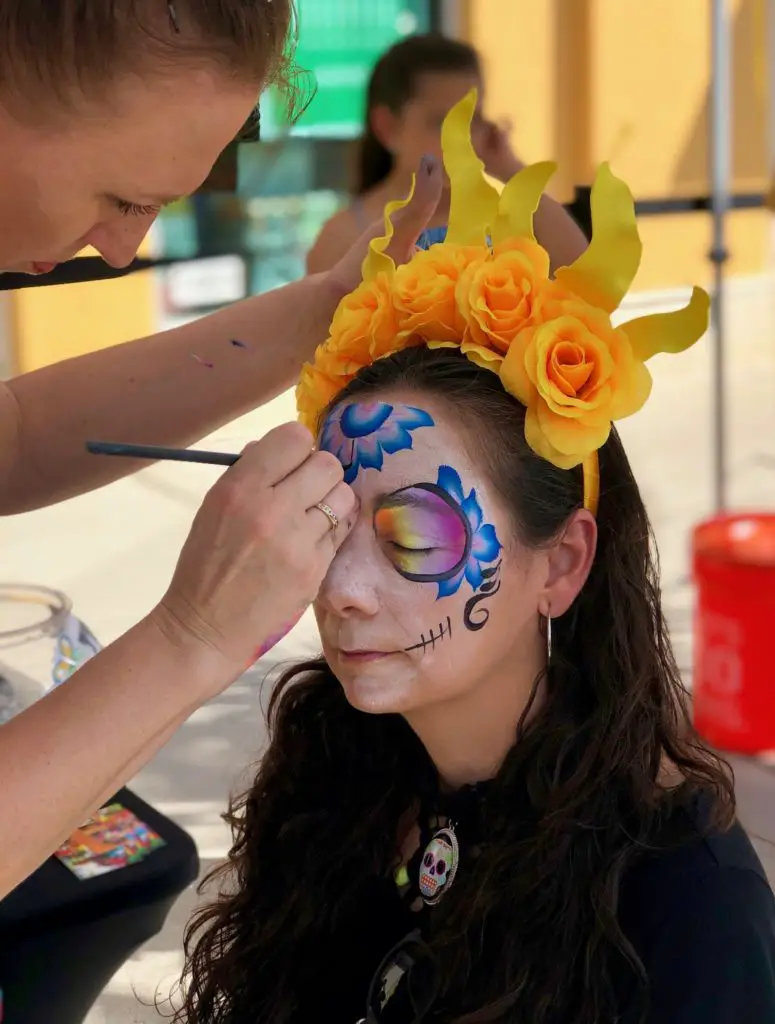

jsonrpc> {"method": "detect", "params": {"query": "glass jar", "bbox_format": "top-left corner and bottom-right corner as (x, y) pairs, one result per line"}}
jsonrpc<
(0, 584), (72, 723)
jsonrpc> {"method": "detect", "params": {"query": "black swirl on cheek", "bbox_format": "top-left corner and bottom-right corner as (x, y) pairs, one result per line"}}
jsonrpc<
(463, 561), (502, 632)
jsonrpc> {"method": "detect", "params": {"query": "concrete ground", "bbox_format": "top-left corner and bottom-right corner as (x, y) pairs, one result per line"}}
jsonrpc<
(2, 275), (775, 1020)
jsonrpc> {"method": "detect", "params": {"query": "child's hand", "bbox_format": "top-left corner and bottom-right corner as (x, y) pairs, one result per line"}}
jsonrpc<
(479, 118), (524, 183)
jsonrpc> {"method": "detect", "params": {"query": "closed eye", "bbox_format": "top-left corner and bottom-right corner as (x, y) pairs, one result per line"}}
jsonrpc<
(388, 541), (437, 555)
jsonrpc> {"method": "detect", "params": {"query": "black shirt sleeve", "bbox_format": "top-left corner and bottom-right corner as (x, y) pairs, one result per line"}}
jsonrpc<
(631, 866), (775, 1024)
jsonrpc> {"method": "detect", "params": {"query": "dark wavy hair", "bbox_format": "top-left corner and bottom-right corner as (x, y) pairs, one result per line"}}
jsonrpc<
(356, 33), (481, 194)
(176, 347), (734, 1024)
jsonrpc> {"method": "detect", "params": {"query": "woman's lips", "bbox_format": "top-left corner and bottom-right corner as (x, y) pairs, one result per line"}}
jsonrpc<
(337, 649), (396, 663)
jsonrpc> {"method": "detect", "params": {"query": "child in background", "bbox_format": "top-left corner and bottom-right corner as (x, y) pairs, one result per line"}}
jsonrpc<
(307, 33), (587, 275)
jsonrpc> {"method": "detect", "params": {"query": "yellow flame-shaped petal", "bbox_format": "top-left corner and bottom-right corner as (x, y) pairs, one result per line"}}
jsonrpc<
(492, 161), (557, 247)
(361, 175), (417, 282)
(621, 286), (710, 362)
(554, 163), (642, 313)
(444, 89), (500, 246)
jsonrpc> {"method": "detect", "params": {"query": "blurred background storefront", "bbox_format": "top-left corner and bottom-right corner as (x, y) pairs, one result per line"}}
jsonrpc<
(2, 0), (772, 374)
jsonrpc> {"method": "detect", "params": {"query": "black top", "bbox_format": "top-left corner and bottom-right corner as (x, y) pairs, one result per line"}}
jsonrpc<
(290, 786), (775, 1024)
(615, 800), (775, 1024)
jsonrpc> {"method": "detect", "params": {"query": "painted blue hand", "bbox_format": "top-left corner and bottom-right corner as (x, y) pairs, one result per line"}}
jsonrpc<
(434, 465), (502, 598)
(416, 226), (449, 250)
(320, 401), (434, 483)
(417, 227), (491, 251)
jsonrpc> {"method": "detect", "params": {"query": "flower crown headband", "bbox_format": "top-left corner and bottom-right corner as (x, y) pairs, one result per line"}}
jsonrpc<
(296, 90), (710, 515)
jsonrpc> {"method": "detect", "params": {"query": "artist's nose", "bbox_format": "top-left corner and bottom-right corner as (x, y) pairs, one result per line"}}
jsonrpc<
(85, 214), (157, 269)
(317, 528), (381, 619)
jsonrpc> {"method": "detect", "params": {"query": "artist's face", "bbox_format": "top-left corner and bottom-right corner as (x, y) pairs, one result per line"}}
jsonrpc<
(315, 392), (547, 716)
(0, 69), (258, 273)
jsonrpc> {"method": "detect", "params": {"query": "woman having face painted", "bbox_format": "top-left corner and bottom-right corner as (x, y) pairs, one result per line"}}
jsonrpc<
(0, 0), (441, 899)
(306, 33), (588, 276)
(178, 94), (775, 1024)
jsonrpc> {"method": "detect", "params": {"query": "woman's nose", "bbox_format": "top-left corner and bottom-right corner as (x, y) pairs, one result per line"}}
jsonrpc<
(316, 534), (381, 619)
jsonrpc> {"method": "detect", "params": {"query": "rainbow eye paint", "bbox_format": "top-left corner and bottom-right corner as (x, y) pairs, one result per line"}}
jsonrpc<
(376, 466), (503, 600)
(375, 484), (470, 583)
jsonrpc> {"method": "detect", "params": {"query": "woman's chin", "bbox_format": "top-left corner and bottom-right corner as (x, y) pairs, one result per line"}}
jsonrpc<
(334, 659), (416, 715)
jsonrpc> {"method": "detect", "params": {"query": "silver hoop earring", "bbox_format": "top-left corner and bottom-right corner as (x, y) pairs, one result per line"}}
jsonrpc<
(546, 614), (553, 664)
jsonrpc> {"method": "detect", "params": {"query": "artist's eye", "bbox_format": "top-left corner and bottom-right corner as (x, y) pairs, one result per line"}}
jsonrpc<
(115, 199), (161, 218)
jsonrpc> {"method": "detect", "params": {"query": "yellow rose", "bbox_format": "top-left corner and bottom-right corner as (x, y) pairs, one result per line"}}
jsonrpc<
(500, 302), (653, 469)
(392, 244), (478, 343)
(526, 278), (582, 323)
(296, 361), (353, 433)
(326, 272), (400, 367)
(456, 237), (551, 357)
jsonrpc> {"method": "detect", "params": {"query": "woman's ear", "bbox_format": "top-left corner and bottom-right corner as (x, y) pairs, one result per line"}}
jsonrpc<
(538, 509), (597, 619)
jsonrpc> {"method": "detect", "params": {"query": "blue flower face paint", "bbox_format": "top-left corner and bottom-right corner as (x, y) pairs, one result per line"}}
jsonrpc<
(319, 401), (434, 484)
(431, 466), (502, 597)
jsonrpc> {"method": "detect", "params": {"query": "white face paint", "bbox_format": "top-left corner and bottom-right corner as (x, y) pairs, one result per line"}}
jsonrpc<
(314, 389), (547, 719)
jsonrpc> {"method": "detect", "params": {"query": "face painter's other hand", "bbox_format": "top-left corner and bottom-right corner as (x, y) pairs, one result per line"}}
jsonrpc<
(151, 422), (355, 686)
(327, 152), (443, 298)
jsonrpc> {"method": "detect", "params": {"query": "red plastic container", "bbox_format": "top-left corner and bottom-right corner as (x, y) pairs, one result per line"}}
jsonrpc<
(692, 513), (775, 754)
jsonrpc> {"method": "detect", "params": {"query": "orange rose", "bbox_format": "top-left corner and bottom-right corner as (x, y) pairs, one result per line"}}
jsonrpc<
(296, 361), (353, 433)
(500, 302), (652, 468)
(392, 244), (478, 342)
(456, 237), (551, 358)
(526, 278), (582, 322)
(326, 272), (400, 368)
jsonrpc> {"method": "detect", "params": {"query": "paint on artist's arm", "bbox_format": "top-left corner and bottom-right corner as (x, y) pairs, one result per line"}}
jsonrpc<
(248, 608), (306, 668)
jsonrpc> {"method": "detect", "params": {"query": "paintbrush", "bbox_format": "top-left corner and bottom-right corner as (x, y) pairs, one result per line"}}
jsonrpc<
(86, 441), (239, 467)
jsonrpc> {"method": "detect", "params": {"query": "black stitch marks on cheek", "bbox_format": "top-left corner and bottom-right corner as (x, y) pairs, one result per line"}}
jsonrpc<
(463, 561), (502, 632)
(405, 616), (453, 653)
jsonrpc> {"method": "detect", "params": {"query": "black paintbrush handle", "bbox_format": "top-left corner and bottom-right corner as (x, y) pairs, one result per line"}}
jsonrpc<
(86, 441), (240, 466)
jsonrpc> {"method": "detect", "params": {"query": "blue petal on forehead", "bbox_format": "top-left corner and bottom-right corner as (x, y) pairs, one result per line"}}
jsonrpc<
(340, 401), (393, 438)
(320, 401), (435, 483)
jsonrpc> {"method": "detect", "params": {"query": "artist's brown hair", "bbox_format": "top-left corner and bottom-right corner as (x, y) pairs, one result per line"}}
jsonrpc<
(177, 347), (734, 1024)
(0, 0), (301, 117)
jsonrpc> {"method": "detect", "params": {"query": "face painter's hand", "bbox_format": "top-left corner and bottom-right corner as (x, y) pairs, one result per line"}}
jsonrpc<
(327, 152), (443, 297)
(151, 422), (355, 687)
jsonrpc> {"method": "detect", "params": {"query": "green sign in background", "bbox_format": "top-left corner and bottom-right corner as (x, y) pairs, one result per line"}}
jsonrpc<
(263, 0), (431, 140)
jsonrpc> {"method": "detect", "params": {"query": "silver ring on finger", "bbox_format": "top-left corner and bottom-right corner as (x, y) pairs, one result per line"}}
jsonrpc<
(314, 501), (339, 533)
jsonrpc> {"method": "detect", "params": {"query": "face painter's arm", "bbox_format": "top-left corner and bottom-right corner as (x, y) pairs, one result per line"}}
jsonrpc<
(0, 159), (441, 516)
(0, 423), (355, 899)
